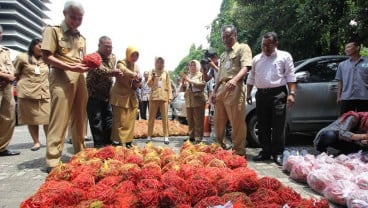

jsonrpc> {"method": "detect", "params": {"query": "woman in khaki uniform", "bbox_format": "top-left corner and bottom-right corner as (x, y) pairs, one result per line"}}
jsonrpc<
(110, 46), (141, 148)
(14, 39), (50, 151)
(180, 60), (206, 143)
(146, 57), (172, 144)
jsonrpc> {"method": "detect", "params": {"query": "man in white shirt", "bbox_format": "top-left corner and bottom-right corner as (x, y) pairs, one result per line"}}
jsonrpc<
(246, 31), (296, 166)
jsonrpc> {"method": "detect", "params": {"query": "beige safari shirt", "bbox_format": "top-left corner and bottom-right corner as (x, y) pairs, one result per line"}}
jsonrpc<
(147, 70), (172, 101)
(41, 21), (86, 81)
(13, 53), (50, 99)
(218, 42), (252, 82)
(110, 59), (139, 108)
(183, 72), (206, 108)
(0, 47), (15, 90)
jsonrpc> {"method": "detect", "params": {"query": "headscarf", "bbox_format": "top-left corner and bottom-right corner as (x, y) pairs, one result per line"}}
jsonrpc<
(340, 111), (368, 131)
(125, 46), (139, 63)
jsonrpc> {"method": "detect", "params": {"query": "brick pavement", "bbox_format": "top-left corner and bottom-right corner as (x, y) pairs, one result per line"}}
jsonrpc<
(0, 125), (344, 208)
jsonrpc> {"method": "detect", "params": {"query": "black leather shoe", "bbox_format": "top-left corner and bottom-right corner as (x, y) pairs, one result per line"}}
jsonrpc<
(0, 149), (20, 156)
(253, 153), (271, 161)
(273, 154), (283, 166)
(126, 142), (132, 149)
(46, 167), (54, 174)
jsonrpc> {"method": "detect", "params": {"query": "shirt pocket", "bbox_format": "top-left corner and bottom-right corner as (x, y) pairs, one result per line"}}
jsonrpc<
(359, 67), (368, 84)
(58, 38), (71, 55)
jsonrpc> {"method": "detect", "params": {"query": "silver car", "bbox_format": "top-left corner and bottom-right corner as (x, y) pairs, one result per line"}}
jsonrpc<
(171, 56), (348, 146)
(246, 55), (347, 146)
(171, 91), (187, 124)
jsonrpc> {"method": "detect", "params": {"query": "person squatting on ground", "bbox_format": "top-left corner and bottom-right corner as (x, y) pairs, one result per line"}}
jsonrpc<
(314, 111), (368, 155)
(41, 1), (91, 173)
(110, 46), (141, 149)
(181, 60), (207, 143)
(86, 36), (121, 148)
(336, 38), (368, 115)
(14, 38), (50, 151)
(146, 57), (172, 144)
(246, 31), (296, 166)
(0, 24), (20, 157)
(212, 25), (252, 156)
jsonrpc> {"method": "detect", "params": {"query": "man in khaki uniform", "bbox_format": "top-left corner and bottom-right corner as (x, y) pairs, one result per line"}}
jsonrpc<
(212, 25), (252, 156)
(41, 1), (89, 172)
(0, 24), (20, 156)
(146, 57), (172, 144)
(110, 46), (141, 148)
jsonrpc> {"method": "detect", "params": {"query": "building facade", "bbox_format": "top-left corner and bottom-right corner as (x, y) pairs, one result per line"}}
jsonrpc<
(0, 0), (50, 53)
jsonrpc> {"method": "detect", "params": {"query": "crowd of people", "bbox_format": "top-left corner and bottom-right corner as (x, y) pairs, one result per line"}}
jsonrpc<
(1, 0), (367, 174)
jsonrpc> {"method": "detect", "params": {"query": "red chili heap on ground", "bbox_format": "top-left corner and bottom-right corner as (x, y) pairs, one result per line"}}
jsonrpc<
(21, 142), (329, 208)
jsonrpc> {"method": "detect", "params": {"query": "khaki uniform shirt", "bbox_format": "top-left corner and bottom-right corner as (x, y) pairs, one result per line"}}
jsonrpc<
(86, 53), (116, 101)
(218, 42), (252, 82)
(147, 70), (172, 101)
(110, 59), (139, 108)
(13, 53), (50, 99)
(0, 47), (15, 90)
(183, 72), (206, 108)
(41, 21), (86, 80)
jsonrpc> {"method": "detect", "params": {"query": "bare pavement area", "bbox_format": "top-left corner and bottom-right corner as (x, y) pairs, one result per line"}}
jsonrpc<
(0, 124), (344, 208)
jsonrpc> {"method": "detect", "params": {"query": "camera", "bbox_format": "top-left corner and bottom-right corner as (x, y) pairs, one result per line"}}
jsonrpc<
(201, 49), (217, 65)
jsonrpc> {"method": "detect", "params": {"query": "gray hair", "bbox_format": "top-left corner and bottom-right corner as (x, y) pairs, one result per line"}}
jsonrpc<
(221, 24), (237, 37)
(64, 1), (85, 14)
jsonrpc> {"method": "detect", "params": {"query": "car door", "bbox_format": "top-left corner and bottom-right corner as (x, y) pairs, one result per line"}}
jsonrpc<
(287, 57), (345, 133)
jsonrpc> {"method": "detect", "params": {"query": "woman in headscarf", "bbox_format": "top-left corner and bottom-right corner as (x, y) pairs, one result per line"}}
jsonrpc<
(14, 38), (50, 151)
(146, 57), (172, 144)
(180, 59), (206, 143)
(314, 111), (368, 154)
(110, 46), (141, 148)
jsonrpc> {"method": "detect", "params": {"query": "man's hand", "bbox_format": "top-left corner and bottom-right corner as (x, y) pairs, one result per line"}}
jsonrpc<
(110, 68), (123, 77)
(287, 95), (295, 107)
(69, 64), (90, 73)
(225, 78), (237, 92)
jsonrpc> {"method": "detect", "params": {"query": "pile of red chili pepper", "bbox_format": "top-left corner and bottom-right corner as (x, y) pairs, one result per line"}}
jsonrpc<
(21, 142), (329, 208)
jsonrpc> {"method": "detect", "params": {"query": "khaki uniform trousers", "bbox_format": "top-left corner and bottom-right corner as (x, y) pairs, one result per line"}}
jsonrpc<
(111, 106), (136, 143)
(46, 71), (87, 167)
(0, 85), (15, 151)
(214, 82), (246, 155)
(186, 105), (205, 140)
(148, 100), (169, 137)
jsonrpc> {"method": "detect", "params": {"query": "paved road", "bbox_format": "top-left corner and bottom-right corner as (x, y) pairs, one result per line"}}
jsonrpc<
(0, 125), (343, 208)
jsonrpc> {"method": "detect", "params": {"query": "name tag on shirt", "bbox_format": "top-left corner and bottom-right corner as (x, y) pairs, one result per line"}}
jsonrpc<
(34, 66), (41, 75)
(158, 80), (162, 88)
(224, 60), (231, 70)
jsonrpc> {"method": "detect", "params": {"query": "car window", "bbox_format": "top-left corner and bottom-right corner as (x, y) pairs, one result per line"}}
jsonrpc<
(298, 58), (344, 83)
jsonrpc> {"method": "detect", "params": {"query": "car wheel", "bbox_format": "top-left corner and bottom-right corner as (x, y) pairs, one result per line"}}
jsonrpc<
(178, 117), (188, 125)
(246, 113), (260, 147)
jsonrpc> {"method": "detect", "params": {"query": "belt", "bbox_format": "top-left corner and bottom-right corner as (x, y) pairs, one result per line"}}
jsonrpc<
(257, 86), (286, 94)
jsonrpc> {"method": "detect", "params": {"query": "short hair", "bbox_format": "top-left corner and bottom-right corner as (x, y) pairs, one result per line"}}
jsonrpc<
(221, 25), (237, 37)
(347, 35), (361, 46)
(263, 32), (278, 42)
(64, 1), (84, 14)
(28, 38), (42, 64)
(98, 36), (111, 44)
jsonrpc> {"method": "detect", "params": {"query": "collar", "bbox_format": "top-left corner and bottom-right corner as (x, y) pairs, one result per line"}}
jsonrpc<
(261, 48), (278, 58)
(61, 21), (80, 36)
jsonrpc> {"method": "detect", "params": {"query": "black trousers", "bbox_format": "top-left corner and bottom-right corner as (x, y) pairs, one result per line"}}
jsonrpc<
(255, 86), (287, 156)
(139, 101), (149, 120)
(87, 97), (112, 147)
(340, 100), (368, 115)
(316, 130), (364, 154)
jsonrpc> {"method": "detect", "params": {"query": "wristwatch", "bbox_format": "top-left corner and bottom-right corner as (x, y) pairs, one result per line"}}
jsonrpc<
(289, 91), (296, 96)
